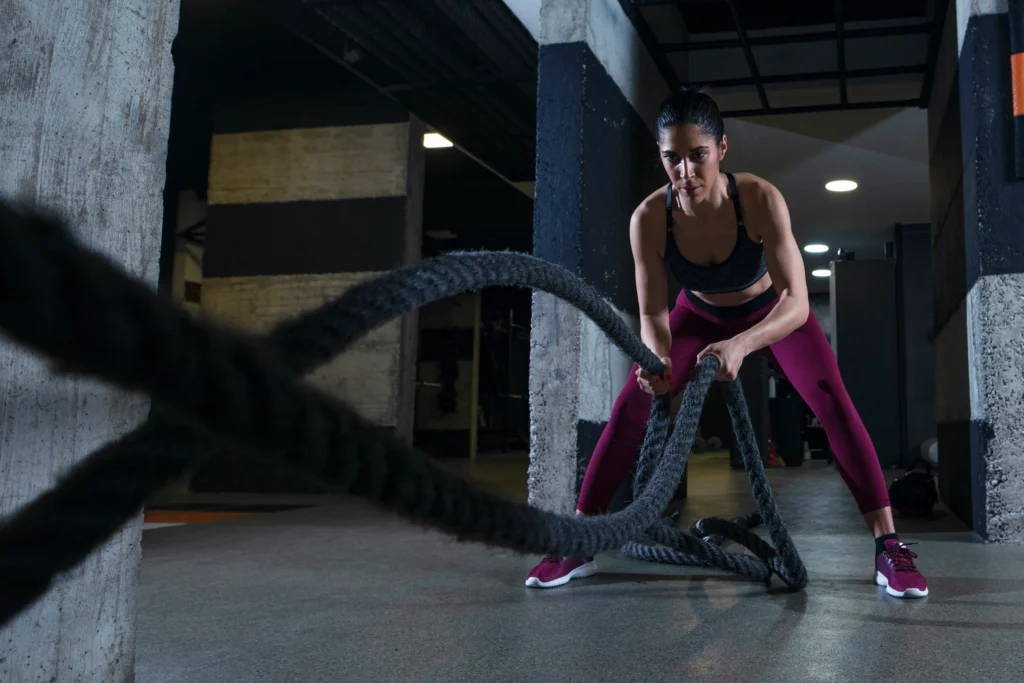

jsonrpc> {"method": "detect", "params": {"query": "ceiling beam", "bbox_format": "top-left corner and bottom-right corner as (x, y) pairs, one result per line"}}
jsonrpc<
(703, 63), (925, 89)
(726, 0), (769, 111)
(918, 0), (951, 105)
(660, 22), (933, 52)
(384, 77), (535, 93)
(722, 97), (922, 118)
(835, 0), (847, 105)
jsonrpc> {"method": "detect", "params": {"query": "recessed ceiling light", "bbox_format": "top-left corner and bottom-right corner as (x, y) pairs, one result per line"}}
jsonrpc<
(811, 269), (831, 278)
(804, 243), (829, 253)
(825, 179), (857, 192)
(423, 132), (453, 148)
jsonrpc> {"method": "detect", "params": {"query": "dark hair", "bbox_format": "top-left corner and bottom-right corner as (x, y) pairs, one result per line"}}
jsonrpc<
(655, 85), (724, 146)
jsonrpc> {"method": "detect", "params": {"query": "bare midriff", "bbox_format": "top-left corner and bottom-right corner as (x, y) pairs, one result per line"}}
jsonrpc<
(689, 269), (774, 308)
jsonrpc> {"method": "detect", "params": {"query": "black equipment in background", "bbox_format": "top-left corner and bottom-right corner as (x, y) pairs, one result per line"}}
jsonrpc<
(888, 458), (939, 517)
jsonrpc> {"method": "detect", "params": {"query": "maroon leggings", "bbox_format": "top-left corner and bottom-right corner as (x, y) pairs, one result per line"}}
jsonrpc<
(576, 288), (890, 516)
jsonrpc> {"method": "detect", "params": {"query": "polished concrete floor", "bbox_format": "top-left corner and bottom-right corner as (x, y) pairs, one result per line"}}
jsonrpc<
(136, 453), (1024, 682)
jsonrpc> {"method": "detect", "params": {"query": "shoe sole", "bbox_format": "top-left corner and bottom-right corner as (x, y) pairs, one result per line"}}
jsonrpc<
(875, 570), (928, 598)
(525, 560), (599, 588)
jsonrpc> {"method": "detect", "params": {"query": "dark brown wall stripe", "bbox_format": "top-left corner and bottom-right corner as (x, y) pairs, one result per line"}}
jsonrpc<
(203, 197), (409, 277)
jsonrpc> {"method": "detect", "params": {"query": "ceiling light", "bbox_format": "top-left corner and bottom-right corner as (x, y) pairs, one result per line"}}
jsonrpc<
(423, 132), (453, 148)
(825, 179), (857, 192)
(811, 269), (831, 278)
(803, 243), (829, 253)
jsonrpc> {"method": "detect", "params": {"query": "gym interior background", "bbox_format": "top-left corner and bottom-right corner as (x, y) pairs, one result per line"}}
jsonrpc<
(161, 0), (943, 502)
(3, 0), (1024, 681)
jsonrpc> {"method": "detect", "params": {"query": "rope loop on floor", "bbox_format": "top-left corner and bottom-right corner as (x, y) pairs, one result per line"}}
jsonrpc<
(0, 198), (807, 628)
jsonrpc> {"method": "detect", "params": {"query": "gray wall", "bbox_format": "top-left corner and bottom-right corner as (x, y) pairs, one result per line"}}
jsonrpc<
(830, 259), (902, 470)
(0, 0), (179, 680)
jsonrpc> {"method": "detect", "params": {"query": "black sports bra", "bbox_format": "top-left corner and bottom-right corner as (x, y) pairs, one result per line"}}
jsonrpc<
(663, 172), (768, 294)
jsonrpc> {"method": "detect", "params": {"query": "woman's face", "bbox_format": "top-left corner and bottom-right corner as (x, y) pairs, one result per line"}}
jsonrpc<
(659, 123), (727, 205)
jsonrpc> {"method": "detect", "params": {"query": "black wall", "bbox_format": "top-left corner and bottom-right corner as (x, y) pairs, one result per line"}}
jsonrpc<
(960, 13), (1024, 287)
(930, 10), (1024, 532)
(534, 41), (663, 316)
(928, 27), (968, 522)
(534, 40), (666, 500)
(895, 224), (936, 468)
(830, 259), (902, 469)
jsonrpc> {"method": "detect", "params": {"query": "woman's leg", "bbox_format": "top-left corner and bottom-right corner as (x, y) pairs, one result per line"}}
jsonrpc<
(763, 310), (928, 598)
(576, 308), (723, 516)
(525, 299), (726, 588)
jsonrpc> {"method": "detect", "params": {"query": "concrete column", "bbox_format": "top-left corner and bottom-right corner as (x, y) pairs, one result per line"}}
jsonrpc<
(928, 0), (1024, 540)
(527, 0), (669, 513)
(193, 95), (424, 492)
(0, 0), (178, 681)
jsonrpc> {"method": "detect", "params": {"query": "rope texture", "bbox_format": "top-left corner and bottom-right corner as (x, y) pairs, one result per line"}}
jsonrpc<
(620, 375), (808, 587)
(0, 199), (807, 628)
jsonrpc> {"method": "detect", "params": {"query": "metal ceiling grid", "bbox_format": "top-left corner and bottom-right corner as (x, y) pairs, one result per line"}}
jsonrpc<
(625, 0), (949, 117)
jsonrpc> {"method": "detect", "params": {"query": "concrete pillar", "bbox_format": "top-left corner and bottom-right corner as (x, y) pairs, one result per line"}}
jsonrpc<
(928, 0), (1024, 540)
(527, 0), (669, 513)
(0, 0), (178, 680)
(193, 94), (424, 492)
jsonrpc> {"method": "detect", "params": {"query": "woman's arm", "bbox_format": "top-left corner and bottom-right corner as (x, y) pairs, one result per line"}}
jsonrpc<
(630, 205), (671, 359)
(630, 204), (673, 394)
(730, 179), (809, 354)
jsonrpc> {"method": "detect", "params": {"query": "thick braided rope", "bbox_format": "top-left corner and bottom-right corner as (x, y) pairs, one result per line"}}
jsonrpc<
(0, 199), (806, 627)
(724, 381), (807, 585)
(622, 513), (763, 567)
(620, 378), (807, 587)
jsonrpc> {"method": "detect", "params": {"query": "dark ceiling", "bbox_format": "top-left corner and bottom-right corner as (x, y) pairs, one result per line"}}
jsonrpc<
(167, 0), (947, 254)
(262, 0), (538, 184)
(628, 0), (941, 116)
(249, 0), (944, 181)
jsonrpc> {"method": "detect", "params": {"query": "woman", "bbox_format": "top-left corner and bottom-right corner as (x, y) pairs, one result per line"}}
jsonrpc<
(525, 87), (928, 599)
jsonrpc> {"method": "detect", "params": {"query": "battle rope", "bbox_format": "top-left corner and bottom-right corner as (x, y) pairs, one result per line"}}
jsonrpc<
(620, 379), (803, 576)
(0, 199), (806, 628)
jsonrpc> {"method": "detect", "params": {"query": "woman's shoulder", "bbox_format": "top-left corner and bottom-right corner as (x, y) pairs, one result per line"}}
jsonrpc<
(729, 172), (789, 236)
(631, 184), (670, 223)
(628, 185), (671, 249)
(730, 171), (784, 207)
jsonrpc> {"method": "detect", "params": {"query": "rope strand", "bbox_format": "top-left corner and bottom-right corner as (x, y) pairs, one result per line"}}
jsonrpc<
(0, 198), (807, 629)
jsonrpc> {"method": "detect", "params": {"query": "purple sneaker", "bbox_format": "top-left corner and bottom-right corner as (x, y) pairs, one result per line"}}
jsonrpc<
(524, 555), (598, 588)
(875, 539), (929, 598)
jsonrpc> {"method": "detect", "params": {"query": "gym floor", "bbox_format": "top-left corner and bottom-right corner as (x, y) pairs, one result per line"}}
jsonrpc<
(135, 454), (1024, 682)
